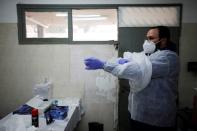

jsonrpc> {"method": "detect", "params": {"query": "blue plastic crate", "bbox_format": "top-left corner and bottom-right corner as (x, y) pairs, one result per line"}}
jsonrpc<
(48, 105), (69, 120)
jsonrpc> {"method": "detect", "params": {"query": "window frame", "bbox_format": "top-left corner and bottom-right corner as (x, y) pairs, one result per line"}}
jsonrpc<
(17, 4), (182, 44)
(17, 4), (73, 44)
(17, 4), (119, 44)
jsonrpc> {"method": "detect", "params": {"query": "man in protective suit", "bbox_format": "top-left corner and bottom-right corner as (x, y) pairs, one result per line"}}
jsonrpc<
(84, 26), (179, 131)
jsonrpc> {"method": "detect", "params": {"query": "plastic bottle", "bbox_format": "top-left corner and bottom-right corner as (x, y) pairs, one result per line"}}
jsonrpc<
(32, 108), (39, 127)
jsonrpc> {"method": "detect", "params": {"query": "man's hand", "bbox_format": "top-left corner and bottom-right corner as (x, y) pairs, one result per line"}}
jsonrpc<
(84, 57), (105, 70)
(118, 58), (129, 64)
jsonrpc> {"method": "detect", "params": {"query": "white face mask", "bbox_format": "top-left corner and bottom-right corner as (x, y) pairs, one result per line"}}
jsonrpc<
(143, 40), (156, 54)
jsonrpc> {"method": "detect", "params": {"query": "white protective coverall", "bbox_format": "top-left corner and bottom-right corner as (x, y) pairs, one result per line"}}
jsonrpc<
(103, 50), (179, 127)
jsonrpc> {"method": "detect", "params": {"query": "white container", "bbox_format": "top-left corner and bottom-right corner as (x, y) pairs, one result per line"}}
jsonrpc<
(33, 81), (53, 100)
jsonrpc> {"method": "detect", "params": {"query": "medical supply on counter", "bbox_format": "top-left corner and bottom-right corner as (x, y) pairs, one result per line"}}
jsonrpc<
(44, 105), (69, 120)
(26, 96), (53, 115)
(0, 97), (82, 131)
(13, 104), (33, 115)
(31, 108), (39, 127)
(44, 107), (54, 125)
(33, 80), (53, 100)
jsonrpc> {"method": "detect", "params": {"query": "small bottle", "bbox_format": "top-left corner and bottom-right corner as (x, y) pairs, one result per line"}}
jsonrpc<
(32, 108), (39, 127)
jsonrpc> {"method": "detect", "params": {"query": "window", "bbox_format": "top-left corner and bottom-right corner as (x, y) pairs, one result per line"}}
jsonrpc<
(17, 4), (181, 44)
(17, 4), (118, 44)
(119, 6), (180, 27)
(72, 9), (117, 41)
(25, 12), (68, 38)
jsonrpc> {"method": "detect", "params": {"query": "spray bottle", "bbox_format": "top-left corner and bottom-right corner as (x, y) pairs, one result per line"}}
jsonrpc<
(32, 108), (39, 127)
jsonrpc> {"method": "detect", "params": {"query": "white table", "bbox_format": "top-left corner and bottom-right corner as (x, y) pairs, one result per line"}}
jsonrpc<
(0, 97), (83, 131)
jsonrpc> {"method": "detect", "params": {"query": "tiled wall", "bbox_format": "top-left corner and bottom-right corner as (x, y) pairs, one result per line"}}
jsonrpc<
(0, 23), (118, 131)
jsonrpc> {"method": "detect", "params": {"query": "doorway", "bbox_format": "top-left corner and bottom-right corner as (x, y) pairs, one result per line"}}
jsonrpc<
(117, 5), (182, 131)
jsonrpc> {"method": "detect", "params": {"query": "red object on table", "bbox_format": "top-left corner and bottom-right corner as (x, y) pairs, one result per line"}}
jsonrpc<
(31, 108), (39, 127)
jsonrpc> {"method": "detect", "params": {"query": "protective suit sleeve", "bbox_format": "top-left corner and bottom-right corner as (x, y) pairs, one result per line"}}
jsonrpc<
(103, 52), (152, 92)
(103, 61), (141, 80)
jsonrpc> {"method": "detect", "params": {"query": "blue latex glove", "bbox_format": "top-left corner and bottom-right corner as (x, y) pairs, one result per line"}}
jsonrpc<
(13, 104), (33, 115)
(118, 58), (129, 64)
(84, 57), (105, 70)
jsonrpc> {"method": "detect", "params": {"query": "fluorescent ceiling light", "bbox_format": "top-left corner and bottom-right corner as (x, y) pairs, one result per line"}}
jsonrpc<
(56, 13), (106, 20)
(74, 17), (107, 21)
(56, 13), (68, 17)
(56, 13), (102, 18)
(74, 14), (101, 18)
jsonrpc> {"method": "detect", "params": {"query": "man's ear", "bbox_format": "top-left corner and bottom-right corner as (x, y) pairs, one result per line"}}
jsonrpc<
(161, 38), (168, 48)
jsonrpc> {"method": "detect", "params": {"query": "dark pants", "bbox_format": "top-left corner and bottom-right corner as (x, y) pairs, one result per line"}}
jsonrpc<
(130, 119), (177, 131)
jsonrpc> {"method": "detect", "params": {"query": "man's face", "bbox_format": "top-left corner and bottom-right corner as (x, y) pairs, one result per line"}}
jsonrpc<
(146, 28), (160, 44)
